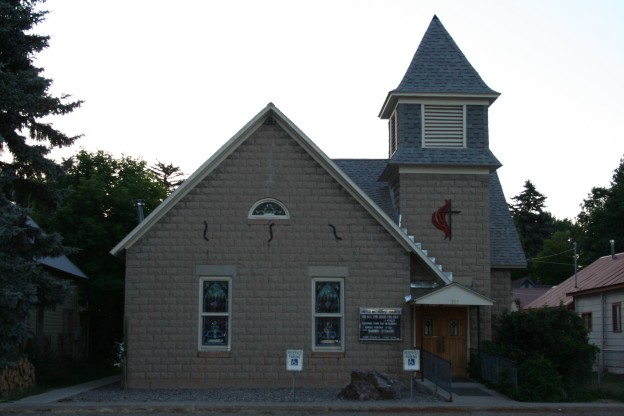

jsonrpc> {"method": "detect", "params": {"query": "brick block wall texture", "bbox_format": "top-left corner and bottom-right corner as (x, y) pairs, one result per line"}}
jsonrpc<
(397, 172), (493, 341)
(124, 123), (414, 388)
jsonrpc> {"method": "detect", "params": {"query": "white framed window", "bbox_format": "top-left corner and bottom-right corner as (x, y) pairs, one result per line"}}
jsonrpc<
(248, 198), (290, 220)
(422, 104), (465, 148)
(389, 111), (398, 156)
(613, 303), (622, 333)
(312, 278), (344, 351)
(582, 312), (593, 332)
(199, 277), (232, 350)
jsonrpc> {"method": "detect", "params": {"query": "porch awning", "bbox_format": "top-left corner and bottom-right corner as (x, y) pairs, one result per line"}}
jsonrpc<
(410, 283), (493, 306)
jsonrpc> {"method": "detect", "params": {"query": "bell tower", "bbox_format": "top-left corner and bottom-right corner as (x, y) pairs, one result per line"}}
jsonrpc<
(379, 15), (504, 338)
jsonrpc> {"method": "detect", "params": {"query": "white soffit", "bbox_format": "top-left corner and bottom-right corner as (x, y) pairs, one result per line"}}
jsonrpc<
(413, 283), (493, 306)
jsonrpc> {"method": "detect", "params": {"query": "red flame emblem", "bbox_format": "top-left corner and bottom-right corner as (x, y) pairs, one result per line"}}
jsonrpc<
(432, 200), (452, 240)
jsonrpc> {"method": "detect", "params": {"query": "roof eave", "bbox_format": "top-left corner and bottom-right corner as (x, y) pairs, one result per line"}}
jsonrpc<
(379, 91), (501, 119)
(110, 104), (277, 256)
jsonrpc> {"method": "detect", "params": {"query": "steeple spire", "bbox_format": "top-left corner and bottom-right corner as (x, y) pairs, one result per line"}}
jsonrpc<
(396, 15), (497, 95)
(380, 16), (499, 119)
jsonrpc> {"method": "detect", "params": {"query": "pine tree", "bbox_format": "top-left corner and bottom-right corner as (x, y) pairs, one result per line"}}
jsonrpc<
(150, 161), (185, 193)
(0, 0), (82, 364)
(578, 157), (624, 263)
(509, 180), (555, 260)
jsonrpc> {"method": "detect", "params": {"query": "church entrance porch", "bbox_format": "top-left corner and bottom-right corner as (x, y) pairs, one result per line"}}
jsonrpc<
(416, 305), (468, 378)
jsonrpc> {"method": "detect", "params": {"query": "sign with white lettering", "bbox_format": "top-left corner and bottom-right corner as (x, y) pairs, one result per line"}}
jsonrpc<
(359, 308), (402, 341)
(403, 349), (420, 371)
(286, 349), (303, 371)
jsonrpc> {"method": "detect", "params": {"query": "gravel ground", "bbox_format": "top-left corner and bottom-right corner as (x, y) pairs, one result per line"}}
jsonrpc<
(62, 381), (443, 403)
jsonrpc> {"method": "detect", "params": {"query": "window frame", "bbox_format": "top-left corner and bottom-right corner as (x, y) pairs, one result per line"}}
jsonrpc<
(581, 312), (593, 332)
(389, 111), (398, 157)
(198, 276), (232, 351)
(248, 198), (290, 220)
(422, 104), (466, 148)
(613, 303), (622, 333)
(311, 277), (345, 352)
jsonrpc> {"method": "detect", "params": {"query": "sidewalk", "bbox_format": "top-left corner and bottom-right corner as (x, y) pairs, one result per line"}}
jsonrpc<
(12, 374), (121, 404)
(2, 375), (623, 414)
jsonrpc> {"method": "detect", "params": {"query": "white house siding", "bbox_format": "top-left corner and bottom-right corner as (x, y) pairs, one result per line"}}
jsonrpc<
(576, 290), (624, 374)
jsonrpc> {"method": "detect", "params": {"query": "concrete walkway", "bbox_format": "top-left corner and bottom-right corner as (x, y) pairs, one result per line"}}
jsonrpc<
(2, 375), (624, 414)
(13, 374), (121, 404)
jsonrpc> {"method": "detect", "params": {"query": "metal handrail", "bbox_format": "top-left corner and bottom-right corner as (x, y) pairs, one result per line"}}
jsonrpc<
(421, 349), (453, 401)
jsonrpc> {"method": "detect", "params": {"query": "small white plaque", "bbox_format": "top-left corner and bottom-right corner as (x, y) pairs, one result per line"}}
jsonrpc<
(286, 349), (303, 371)
(403, 349), (420, 371)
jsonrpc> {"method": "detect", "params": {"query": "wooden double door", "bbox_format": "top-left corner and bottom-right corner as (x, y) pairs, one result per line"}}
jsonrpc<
(415, 306), (468, 378)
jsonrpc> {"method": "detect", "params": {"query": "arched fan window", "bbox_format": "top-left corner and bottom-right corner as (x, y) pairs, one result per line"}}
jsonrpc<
(248, 198), (290, 220)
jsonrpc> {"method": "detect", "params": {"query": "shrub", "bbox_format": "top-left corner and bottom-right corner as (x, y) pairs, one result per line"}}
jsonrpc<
(493, 306), (597, 386)
(517, 356), (565, 402)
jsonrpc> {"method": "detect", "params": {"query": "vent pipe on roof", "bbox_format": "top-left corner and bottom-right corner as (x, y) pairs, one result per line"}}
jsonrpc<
(573, 242), (578, 288)
(610, 239), (615, 259)
(135, 199), (145, 223)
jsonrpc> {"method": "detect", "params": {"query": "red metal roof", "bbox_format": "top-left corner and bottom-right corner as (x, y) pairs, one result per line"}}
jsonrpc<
(525, 253), (624, 309)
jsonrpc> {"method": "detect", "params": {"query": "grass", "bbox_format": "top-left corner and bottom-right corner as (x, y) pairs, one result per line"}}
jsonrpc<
(584, 373), (624, 402)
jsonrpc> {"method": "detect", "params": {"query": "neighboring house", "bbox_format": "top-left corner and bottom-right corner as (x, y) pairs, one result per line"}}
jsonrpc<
(511, 278), (552, 311)
(26, 219), (89, 362)
(526, 251), (624, 374)
(111, 16), (525, 389)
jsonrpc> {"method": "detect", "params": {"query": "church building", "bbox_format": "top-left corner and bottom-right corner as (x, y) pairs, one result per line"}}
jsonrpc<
(112, 16), (525, 388)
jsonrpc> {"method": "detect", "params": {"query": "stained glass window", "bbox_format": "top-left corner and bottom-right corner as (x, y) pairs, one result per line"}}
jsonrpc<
(424, 319), (433, 336)
(199, 278), (231, 349)
(449, 319), (459, 336)
(312, 278), (343, 350)
(248, 198), (289, 219)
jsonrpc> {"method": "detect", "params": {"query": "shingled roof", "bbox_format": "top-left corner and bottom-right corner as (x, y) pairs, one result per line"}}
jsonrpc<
(394, 15), (498, 95)
(489, 173), (527, 268)
(388, 146), (501, 168)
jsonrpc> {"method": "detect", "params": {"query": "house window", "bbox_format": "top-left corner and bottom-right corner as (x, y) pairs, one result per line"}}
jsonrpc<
(389, 111), (398, 156)
(248, 198), (289, 219)
(199, 277), (231, 350)
(313, 278), (344, 351)
(581, 312), (592, 332)
(422, 104), (465, 148)
(613, 303), (622, 333)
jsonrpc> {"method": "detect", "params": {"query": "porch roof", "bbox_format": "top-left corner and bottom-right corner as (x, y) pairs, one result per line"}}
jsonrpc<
(410, 283), (493, 306)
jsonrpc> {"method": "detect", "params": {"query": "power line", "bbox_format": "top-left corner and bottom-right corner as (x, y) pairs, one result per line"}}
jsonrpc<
(529, 248), (574, 262)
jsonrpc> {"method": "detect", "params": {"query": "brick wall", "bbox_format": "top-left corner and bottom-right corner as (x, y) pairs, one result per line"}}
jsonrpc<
(124, 122), (414, 388)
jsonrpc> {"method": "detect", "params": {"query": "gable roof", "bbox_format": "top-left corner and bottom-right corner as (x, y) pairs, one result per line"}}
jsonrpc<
(379, 15), (499, 119)
(333, 159), (396, 221)
(26, 218), (88, 280)
(411, 282), (493, 306)
(525, 252), (624, 309)
(110, 103), (451, 285)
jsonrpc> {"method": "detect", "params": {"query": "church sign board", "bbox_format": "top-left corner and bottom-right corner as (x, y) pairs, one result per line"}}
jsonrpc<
(359, 307), (402, 341)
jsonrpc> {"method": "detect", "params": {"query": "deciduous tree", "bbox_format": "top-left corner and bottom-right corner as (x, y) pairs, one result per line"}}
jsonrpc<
(38, 150), (168, 361)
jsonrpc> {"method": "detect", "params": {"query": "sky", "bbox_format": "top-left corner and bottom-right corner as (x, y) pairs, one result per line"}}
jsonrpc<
(34, 0), (624, 220)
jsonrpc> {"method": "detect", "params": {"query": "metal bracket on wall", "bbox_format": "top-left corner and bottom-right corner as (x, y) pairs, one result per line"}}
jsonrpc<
(328, 224), (342, 241)
(268, 222), (275, 245)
